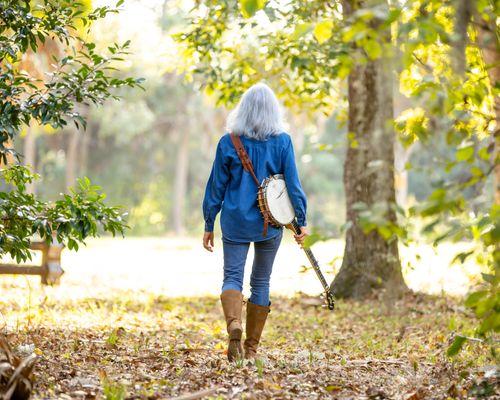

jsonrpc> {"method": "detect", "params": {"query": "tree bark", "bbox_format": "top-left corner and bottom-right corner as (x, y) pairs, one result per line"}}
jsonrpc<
(78, 122), (91, 176)
(172, 117), (190, 235)
(452, 0), (472, 75)
(23, 124), (36, 194)
(0, 139), (15, 168)
(65, 126), (80, 189)
(476, 14), (499, 204)
(331, 0), (408, 299)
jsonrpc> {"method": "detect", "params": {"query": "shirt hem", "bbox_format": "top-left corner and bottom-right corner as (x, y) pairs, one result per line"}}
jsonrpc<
(222, 228), (283, 244)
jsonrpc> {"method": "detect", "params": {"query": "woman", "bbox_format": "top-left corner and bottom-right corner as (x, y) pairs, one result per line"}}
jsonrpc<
(202, 83), (308, 361)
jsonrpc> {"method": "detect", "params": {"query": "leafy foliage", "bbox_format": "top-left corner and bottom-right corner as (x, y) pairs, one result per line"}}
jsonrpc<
(0, 0), (144, 164)
(0, 166), (127, 263)
(0, 1), (141, 259)
(240, 0), (266, 18)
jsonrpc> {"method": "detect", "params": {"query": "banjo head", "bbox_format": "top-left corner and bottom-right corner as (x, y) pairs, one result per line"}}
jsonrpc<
(263, 175), (295, 226)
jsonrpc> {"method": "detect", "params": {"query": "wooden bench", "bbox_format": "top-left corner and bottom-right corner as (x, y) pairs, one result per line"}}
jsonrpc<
(0, 240), (64, 285)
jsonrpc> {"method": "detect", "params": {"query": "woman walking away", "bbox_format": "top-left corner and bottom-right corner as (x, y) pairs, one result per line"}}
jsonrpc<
(202, 83), (308, 361)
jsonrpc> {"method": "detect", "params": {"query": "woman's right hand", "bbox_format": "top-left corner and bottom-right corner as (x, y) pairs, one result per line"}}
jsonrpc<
(203, 231), (214, 252)
(294, 226), (308, 246)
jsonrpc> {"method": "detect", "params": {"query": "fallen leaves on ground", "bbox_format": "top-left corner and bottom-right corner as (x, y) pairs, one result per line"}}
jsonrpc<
(0, 280), (498, 399)
(0, 335), (37, 399)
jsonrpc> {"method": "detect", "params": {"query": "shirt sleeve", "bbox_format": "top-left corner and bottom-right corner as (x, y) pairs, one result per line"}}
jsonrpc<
(202, 139), (230, 232)
(282, 137), (307, 226)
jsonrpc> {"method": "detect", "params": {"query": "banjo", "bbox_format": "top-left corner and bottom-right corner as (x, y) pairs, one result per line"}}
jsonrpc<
(230, 134), (335, 310)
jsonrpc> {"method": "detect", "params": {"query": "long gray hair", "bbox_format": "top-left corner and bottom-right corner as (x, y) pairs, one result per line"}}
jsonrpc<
(226, 83), (284, 141)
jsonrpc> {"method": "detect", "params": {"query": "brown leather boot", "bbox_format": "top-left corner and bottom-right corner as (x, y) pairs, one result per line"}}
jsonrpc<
(220, 290), (243, 361)
(244, 301), (270, 359)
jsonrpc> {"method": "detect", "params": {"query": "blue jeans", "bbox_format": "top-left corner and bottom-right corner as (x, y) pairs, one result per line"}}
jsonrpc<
(222, 230), (283, 306)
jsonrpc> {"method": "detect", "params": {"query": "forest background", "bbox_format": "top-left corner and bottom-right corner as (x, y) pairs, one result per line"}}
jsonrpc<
(19, 0), (455, 238)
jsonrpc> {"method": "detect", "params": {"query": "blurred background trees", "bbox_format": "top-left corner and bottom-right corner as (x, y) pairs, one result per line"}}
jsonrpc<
(25, 0), (493, 239)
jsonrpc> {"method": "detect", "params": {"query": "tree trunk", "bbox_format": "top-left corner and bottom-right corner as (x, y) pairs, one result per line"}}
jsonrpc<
(172, 122), (190, 235)
(0, 139), (14, 168)
(79, 125), (90, 176)
(331, 0), (408, 299)
(452, 0), (472, 75)
(65, 126), (80, 189)
(23, 124), (36, 194)
(476, 14), (499, 204)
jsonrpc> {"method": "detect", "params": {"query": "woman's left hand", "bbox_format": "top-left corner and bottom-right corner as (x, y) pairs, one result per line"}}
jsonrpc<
(203, 231), (214, 252)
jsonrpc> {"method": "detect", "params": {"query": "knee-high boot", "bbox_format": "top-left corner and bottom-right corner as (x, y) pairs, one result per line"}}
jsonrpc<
(220, 289), (243, 361)
(244, 301), (270, 359)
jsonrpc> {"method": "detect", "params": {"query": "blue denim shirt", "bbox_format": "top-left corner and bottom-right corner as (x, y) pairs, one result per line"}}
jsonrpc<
(202, 132), (307, 243)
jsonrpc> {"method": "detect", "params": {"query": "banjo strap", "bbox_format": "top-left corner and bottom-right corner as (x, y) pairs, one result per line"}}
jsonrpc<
(229, 133), (260, 186)
(229, 133), (270, 236)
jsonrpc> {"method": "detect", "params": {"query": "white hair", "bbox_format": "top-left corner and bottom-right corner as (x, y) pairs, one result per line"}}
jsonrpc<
(226, 83), (284, 141)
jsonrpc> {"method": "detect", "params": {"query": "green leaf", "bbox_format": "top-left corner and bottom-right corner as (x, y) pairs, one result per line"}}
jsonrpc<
(456, 145), (474, 162)
(475, 296), (495, 317)
(313, 20), (333, 44)
(364, 39), (382, 60)
(292, 23), (312, 40)
(478, 146), (491, 161)
(464, 291), (488, 308)
(386, 8), (402, 24)
(478, 313), (499, 334)
(481, 273), (496, 284)
(303, 232), (323, 248)
(447, 335), (466, 357)
(240, 0), (266, 18)
(342, 20), (367, 42)
(451, 250), (474, 264)
(471, 166), (484, 177)
(377, 225), (392, 240)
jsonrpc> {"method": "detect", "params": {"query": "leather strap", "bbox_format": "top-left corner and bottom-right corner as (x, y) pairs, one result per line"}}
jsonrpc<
(229, 134), (260, 186)
(229, 133), (269, 236)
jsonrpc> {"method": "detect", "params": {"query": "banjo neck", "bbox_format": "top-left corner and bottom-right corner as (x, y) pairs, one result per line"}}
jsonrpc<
(288, 220), (333, 308)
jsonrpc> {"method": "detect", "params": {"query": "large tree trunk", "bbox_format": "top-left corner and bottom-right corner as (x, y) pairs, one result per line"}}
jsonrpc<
(331, 0), (408, 299)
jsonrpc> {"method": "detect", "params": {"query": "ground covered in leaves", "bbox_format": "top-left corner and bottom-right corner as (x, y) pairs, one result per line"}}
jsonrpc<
(1, 281), (498, 399)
